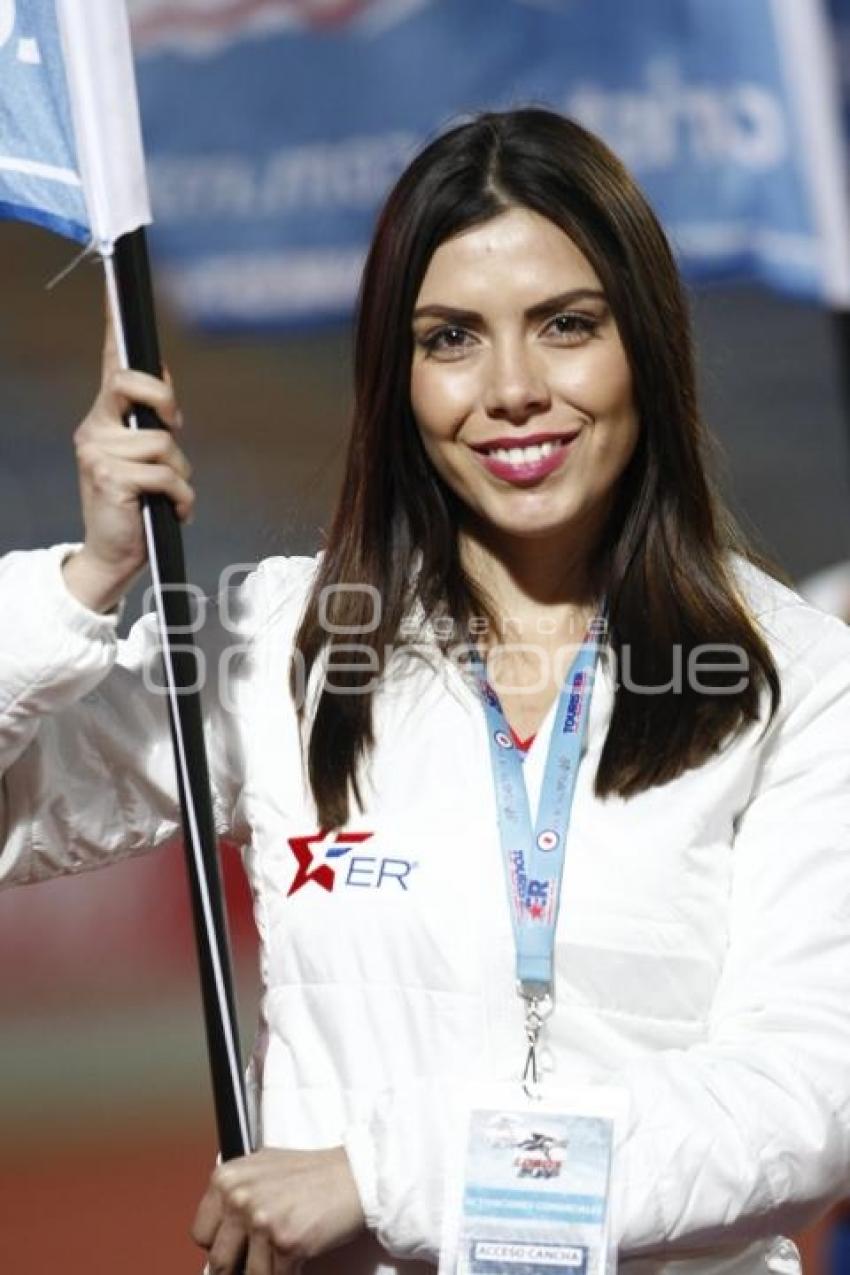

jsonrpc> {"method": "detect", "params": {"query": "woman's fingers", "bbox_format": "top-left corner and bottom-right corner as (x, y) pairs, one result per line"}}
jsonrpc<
(118, 457), (194, 518)
(97, 367), (183, 430)
(81, 455), (195, 520)
(246, 1231), (275, 1275)
(192, 1175), (223, 1250)
(74, 416), (195, 523)
(192, 1149), (364, 1275)
(65, 315), (193, 611)
(193, 1174), (273, 1275)
(272, 1255), (303, 1275)
(75, 425), (193, 481)
(100, 301), (121, 387)
(206, 1216), (250, 1274)
(97, 300), (182, 427)
(100, 305), (183, 423)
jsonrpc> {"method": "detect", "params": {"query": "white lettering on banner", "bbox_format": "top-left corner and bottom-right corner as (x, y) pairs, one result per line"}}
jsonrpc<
(163, 249), (366, 319)
(0, 1), (16, 49)
(0, 3), (42, 65)
(147, 65), (785, 231)
(670, 223), (817, 269)
(260, 137), (407, 213)
(16, 36), (39, 63)
(566, 59), (787, 173)
(147, 132), (417, 221)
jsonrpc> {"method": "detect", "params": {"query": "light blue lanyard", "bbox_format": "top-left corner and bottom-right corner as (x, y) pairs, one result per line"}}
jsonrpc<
(470, 620), (603, 1005)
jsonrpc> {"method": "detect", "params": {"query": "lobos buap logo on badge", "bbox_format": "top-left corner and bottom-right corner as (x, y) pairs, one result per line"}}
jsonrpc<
(483, 1115), (569, 1181)
(512, 1129), (569, 1180)
(286, 830), (415, 896)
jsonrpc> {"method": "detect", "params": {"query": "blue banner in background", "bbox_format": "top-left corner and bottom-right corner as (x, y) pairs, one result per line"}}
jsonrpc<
(831, 0), (850, 131)
(0, 0), (87, 242)
(128, 0), (849, 328)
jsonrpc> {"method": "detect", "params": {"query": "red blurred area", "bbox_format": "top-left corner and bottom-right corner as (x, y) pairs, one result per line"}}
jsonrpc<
(0, 838), (257, 1008)
(0, 839), (259, 1270)
(0, 1123), (216, 1272)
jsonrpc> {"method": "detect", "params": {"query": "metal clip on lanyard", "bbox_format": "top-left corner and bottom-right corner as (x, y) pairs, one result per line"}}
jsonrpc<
(471, 613), (604, 1099)
(521, 991), (554, 1100)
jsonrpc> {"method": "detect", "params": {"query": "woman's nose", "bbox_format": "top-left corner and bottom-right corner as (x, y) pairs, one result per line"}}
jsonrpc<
(483, 343), (551, 423)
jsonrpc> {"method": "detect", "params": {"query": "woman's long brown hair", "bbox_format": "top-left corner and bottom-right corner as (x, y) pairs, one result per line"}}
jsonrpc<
(292, 108), (781, 830)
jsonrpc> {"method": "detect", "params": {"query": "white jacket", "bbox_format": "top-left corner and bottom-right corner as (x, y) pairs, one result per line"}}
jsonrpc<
(1, 544), (849, 1275)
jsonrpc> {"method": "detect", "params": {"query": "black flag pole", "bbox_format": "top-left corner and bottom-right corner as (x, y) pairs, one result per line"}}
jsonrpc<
(103, 226), (252, 1168)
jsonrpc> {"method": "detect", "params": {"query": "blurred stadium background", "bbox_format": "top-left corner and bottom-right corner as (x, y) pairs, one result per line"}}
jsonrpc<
(1, 1), (849, 1271)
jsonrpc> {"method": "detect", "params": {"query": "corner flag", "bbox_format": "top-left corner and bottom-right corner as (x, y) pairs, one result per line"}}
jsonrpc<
(0, 0), (150, 249)
(0, 0), (252, 1191)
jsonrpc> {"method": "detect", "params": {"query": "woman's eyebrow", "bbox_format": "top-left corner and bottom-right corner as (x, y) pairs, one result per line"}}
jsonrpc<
(412, 288), (607, 324)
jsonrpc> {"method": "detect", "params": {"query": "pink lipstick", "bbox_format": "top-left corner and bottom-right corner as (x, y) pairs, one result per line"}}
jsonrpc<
(470, 432), (578, 486)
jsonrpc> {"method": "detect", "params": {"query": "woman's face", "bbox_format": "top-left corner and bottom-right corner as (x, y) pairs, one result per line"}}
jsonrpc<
(410, 207), (639, 553)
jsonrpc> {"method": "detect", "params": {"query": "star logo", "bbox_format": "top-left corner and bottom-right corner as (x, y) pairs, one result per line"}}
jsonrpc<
(286, 829), (374, 897)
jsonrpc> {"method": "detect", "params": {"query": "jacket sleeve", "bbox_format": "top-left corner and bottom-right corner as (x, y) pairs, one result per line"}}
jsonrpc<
(342, 610), (850, 1263)
(0, 543), (263, 887)
(605, 611), (850, 1255)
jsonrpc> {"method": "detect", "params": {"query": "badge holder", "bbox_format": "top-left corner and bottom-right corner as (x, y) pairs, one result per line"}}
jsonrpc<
(439, 1084), (627, 1275)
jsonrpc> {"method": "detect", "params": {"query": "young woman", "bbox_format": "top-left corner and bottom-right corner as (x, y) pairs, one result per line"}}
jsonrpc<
(2, 109), (849, 1275)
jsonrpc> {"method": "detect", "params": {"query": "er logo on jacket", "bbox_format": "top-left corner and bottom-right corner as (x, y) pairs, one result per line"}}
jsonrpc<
(286, 831), (415, 896)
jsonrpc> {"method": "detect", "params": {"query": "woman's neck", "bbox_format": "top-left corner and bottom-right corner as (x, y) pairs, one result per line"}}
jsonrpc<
(459, 524), (601, 644)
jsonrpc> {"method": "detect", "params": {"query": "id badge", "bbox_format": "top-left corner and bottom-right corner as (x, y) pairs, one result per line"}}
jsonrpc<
(439, 1085), (626, 1275)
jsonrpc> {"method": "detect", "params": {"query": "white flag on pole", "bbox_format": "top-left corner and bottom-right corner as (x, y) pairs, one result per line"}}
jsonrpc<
(0, 0), (151, 252)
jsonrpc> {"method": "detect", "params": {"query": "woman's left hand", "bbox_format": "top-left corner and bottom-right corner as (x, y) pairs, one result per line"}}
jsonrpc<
(192, 1146), (366, 1274)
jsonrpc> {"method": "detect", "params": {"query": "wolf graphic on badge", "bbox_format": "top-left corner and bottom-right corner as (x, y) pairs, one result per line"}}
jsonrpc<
(513, 1129), (569, 1180)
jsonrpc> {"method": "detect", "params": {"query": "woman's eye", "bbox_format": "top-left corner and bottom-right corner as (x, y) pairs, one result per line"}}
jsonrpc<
(546, 313), (598, 341)
(422, 326), (474, 356)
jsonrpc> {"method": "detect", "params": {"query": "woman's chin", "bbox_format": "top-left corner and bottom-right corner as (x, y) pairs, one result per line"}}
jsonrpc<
(476, 505), (583, 545)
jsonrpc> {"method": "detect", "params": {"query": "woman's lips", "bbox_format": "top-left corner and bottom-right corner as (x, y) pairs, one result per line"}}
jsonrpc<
(470, 434), (578, 486)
